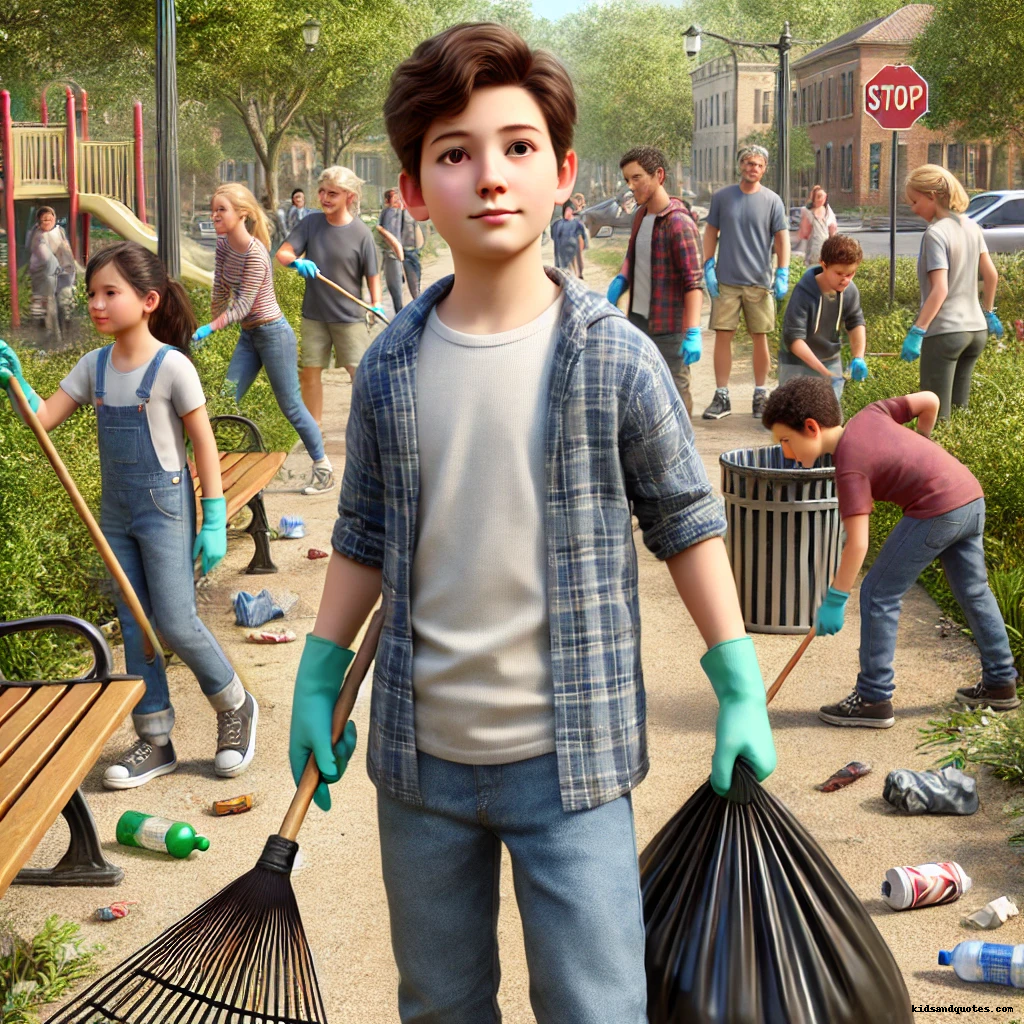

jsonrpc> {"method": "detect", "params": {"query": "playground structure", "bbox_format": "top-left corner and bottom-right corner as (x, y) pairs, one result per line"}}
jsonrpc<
(1, 87), (212, 327)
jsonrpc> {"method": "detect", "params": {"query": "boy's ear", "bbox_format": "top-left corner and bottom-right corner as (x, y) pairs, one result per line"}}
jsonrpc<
(803, 417), (822, 438)
(552, 149), (579, 207)
(399, 171), (429, 222)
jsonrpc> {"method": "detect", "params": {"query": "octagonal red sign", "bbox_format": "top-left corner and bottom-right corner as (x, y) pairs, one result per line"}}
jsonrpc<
(864, 64), (929, 131)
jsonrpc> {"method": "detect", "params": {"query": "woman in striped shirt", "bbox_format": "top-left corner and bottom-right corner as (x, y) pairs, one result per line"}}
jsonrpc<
(192, 183), (333, 494)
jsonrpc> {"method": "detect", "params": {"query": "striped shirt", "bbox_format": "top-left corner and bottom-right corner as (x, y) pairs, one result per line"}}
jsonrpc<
(210, 235), (283, 331)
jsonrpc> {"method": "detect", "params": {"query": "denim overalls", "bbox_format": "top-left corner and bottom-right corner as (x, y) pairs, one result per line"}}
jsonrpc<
(95, 344), (235, 741)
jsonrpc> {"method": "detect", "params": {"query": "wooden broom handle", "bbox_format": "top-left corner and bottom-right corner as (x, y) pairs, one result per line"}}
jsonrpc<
(6, 375), (163, 666)
(279, 605), (386, 841)
(766, 627), (815, 705)
(315, 272), (391, 324)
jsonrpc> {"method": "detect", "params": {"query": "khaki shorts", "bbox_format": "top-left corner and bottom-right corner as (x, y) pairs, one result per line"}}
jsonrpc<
(300, 317), (370, 369)
(710, 283), (776, 334)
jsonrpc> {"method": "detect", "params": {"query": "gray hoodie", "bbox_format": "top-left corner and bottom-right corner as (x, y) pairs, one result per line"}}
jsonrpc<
(780, 265), (865, 367)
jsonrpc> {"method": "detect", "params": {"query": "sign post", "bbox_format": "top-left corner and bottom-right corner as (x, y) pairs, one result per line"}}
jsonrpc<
(864, 64), (929, 306)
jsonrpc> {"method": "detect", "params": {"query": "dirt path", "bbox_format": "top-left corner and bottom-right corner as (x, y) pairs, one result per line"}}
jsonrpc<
(15, 238), (1022, 1023)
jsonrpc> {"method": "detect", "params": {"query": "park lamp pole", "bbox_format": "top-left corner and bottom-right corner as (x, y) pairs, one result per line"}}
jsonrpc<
(156, 0), (181, 279)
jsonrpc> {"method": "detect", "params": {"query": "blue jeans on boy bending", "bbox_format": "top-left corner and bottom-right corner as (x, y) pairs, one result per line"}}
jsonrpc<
(376, 751), (648, 1024)
(857, 497), (1017, 702)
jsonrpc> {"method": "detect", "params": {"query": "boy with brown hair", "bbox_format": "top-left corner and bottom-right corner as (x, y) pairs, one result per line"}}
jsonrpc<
(287, 22), (776, 1022)
(762, 377), (1018, 730)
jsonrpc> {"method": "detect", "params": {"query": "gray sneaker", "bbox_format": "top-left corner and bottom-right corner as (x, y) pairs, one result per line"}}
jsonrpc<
(702, 388), (731, 420)
(103, 738), (177, 789)
(752, 387), (770, 419)
(215, 690), (259, 777)
(302, 465), (334, 495)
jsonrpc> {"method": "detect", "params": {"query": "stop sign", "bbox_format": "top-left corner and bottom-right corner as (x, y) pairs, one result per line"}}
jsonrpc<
(864, 64), (929, 130)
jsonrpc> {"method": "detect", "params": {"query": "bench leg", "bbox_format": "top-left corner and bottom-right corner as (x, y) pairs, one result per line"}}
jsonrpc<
(13, 788), (123, 887)
(245, 491), (278, 574)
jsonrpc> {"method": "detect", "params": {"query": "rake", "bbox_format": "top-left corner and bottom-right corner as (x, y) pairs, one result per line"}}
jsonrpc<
(45, 605), (385, 1024)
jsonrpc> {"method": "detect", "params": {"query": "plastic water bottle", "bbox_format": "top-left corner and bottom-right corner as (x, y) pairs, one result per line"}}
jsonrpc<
(116, 811), (210, 859)
(938, 942), (1024, 988)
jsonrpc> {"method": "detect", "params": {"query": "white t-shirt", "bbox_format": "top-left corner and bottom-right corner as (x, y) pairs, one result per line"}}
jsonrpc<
(631, 214), (657, 318)
(61, 347), (206, 471)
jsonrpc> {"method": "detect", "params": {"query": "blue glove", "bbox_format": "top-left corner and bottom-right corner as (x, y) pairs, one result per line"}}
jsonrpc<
(814, 586), (849, 636)
(850, 357), (868, 382)
(773, 266), (790, 302)
(704, 258), (719, 299)
(369, 304), (386, 324)
(0, 340), (41, 414)
(702, 636), (776, 797)
(606, 274), (627, 306)
(679, 326), (703, 365)
(900, 325), (926, 362)
(192, 496), (227, 576)
(192, 323), (214, 345)
(289, 634), (359, 811)
(292, 258), (319, 280)
(985, 309), (1005, 339)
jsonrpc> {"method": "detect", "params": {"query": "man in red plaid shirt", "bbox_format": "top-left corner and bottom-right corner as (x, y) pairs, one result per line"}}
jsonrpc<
(606, 146), (704, 417)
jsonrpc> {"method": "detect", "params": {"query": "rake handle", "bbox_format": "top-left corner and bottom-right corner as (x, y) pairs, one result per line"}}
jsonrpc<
(5, 375), (164, 666)
(314, 272), (391, 325)
(279, 605), (386, 841)
(766, 627), (815, 705)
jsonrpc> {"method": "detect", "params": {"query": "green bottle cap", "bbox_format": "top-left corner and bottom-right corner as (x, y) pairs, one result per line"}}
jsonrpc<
(194, 835), (210, 852)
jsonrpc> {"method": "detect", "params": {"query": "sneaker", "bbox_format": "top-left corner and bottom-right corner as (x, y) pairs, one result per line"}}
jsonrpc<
(818, 689), (895, 729)
(752, 387), (770, 419)
(702, 388), (731, 420)
(955, 681), (1021, 711)
(103, 738), (177, 789)
(214, 690), (259, 777)
(302, 465), (334, 495)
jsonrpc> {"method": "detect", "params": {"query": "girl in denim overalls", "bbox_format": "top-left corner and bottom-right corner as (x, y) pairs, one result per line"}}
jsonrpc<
(0, 241), (258, 788)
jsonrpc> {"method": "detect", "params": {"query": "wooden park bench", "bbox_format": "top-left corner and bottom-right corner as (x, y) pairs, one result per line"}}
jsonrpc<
(0, 615), (145, 896)
(189, 414), (288, 575)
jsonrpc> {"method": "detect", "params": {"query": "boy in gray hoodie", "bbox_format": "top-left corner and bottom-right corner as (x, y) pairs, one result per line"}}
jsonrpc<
(779, 234), (869, 398)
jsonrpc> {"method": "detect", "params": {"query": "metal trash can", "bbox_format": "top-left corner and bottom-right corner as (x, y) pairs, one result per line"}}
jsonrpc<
(720, 445), (842, 634)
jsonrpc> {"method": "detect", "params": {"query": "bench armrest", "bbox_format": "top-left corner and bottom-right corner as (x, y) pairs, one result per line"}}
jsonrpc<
(209, 414), (267, 453)
(0, 615), (114, 682)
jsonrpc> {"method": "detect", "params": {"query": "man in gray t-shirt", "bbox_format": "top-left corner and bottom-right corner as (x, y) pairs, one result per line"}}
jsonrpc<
(701, 146), (790, 422)
(376, 189), (423, 314)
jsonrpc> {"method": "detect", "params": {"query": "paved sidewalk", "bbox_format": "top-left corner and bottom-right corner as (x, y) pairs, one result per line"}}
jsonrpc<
(16, 238), (1022, 1024)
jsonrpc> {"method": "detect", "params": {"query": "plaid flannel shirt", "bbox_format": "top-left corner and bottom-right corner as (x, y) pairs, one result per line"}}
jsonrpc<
(332, 268), (726, 812)
(625, 197), (703, 335)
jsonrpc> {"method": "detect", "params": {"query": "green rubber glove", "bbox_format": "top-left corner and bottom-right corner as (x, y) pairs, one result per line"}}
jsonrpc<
(0, 340), (41, 414)
(289, 634), (358, 811)
(192, 496), (227, 575)
(702, 636), (777, 797)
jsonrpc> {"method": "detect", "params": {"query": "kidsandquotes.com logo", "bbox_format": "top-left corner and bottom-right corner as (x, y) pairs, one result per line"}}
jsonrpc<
(911, 1004), (1015, 1014)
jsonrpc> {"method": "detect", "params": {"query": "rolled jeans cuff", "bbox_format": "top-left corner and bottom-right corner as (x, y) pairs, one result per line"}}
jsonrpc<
(206, 673), (245, 712)
(133, 707), (175, 745)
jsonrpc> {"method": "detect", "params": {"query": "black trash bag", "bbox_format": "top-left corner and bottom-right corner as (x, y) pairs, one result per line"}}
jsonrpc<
(882, 766), (979, 815)
(641, 761), (912, 1024)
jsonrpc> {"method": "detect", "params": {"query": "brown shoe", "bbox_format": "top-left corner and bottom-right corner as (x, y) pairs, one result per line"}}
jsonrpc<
(818, 689), (895, 729)
(955, 681), (1021, 711)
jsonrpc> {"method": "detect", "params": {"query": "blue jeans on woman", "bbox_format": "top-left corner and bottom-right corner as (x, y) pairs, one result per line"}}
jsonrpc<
(226, 316), (324, 461)
(856, 497), (1017, 703)
(376, 751), (648, 1024)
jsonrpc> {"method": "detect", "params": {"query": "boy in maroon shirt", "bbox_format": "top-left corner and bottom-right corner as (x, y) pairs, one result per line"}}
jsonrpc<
(762, 377), (1018, 727)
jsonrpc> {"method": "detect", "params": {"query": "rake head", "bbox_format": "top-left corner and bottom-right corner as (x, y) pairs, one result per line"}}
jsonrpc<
(45, 836), (328, 1024)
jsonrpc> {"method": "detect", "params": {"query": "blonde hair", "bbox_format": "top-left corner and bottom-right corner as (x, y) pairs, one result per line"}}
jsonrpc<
(210, 183), (272, 250)
(317, 166), (363, 213)
(904, 163), (969, 213)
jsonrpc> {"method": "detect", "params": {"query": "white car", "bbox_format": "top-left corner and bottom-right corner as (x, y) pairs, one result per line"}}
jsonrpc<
(964, 190), (1024, 253)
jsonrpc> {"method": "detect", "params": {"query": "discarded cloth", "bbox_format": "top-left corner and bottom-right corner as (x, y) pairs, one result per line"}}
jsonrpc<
(278, 515), (306, 539)
(883, 766), (979, 816)
(962, 897), (1020, 930)
(233, 589), (284, 628)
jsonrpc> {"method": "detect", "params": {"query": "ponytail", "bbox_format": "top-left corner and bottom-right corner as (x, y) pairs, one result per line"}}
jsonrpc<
(211, 182), (272, 252)
(85, 240), (198, 354)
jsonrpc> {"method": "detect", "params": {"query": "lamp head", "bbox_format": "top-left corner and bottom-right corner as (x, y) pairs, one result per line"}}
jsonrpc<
(302, 17), (321, 52)
(684, 25), (702, 58)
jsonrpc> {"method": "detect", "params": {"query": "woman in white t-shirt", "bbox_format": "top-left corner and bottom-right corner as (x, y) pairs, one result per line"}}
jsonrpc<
(796, 185), (837, 266)
(900, 164), (1005, 419)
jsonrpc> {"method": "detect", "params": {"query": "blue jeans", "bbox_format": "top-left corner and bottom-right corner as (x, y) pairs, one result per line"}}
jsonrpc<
(376, 751), (648, 1024)
(856, 497), (1017, 702)
(777, 354), (844, 399)
(226, 316), (324, 461)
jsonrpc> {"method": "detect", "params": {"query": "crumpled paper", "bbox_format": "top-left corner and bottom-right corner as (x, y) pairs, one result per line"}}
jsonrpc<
(961, 896), (1019, 930)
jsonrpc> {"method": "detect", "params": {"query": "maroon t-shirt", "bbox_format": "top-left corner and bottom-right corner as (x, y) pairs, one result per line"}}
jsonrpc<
(833, 397), (982, 519)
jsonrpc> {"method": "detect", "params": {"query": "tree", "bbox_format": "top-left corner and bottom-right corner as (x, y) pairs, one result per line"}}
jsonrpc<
(910, 0), (1024, 146)
(302, 76), (388, 171)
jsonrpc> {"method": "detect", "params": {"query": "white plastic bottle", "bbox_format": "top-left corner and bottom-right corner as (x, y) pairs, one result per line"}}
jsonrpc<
(938, 942), (1024, 988)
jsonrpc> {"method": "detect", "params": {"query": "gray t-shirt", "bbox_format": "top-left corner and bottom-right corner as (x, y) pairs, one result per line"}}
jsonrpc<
(61, 347), (205, 472)
(377, 207), (417, 259)
(917, 214), (987, 337)
(707, 184), (788, 289)
(286, 212), (379, 324)
(631, 214), (657, 318)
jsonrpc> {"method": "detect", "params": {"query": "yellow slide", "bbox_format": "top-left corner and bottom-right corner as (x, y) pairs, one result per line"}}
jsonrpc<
(77, 193), (214, 288)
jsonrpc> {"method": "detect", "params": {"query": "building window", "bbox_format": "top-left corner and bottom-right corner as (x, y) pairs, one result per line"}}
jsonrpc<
(792, 90), (798, 123)
(948, 142), (965, 178)
(723, 91), (729, 124)
(827, 78), (833, 119)
(967, 146), (977, 187)
(842, 144), (854, 191)
(928, 143), (944, 166)
(754, 89), (762, 124)
(816, 82), (823, 122)
(800, 88), (806, 124)
(714, 148), (719, 182)
(715, 93), (720, 126)
(825, 142), (833, 189)
(815, 149), (822, 183)
(762, 90), (771, 124)
(869, 142), (881, 191)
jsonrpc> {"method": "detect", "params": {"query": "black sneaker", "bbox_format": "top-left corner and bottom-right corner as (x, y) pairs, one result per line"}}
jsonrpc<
(214, 690), (259, 777)
(955, 681), (1021, 711)
(818, 689), (895, 729)
(703, 388), (731, 420)
(752, 387), (770, 419)
(103, 738), (177, 789)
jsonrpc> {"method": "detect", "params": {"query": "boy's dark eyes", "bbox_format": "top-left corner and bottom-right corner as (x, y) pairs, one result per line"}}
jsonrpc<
(440, 140), (535, 164)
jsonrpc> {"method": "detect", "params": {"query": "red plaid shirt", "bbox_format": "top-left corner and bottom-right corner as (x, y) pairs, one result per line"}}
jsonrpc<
(625, 197), (703, 335)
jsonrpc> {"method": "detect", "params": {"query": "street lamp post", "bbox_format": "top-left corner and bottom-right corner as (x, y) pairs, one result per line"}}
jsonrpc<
(156, 0), (181, 279)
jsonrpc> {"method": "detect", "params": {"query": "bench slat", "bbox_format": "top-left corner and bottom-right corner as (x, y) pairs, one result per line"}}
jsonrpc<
(196, 453), (287, 526)
(0, 686), (68, 770)
(0, 687), (32, 728)
(0, 678), (145, 896)
(218, 452), (270, 491)
(189, 451), (247, 492)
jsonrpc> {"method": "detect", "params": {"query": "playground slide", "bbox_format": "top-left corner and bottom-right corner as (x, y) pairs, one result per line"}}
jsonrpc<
(77, 193), (214, 288)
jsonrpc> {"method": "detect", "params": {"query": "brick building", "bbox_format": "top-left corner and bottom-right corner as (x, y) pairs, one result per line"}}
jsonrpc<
(690, 56), (777, 200)
(791, 4), (1021, 210)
